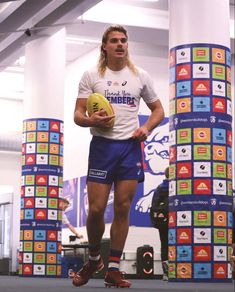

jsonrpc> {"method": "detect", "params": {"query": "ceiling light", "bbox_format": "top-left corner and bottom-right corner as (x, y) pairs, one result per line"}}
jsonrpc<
(66, 36), (100, 45)
(77, 2), (168, 30)
(66, 38), (84, 45)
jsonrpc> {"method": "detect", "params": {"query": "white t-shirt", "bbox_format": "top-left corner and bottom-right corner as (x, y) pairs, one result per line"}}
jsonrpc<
(78, 66), (159, 140)
(62, 213), (70, 225)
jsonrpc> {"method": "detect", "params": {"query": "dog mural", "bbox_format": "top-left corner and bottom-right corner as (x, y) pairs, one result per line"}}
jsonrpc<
(134, 117), (169, 216)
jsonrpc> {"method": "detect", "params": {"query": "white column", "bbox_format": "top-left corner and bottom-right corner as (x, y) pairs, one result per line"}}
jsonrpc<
(169, 0), (230, 48)
(19, 29), (65, 277)
(24, 28), (65, 119)
(168, 0), (232, 282)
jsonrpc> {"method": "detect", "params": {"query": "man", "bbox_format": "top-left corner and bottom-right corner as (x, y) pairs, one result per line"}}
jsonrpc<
(61, 197), (83, 239)
(150, 166), (169, 281)
(73, 24), (164, 288)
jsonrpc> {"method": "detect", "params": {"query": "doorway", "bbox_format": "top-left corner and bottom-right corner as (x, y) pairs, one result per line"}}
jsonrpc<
(0, 191), (13, 275)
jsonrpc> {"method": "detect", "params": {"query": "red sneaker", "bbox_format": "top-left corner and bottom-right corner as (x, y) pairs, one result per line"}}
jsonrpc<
(104, 270), (131, 288)
(72, 258), (104, 287)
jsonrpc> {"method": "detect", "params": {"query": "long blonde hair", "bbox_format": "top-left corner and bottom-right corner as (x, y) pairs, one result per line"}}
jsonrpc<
(97, 24), (138, 77)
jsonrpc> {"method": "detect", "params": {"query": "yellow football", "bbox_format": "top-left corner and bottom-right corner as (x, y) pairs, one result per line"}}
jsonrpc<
(87, 93), (115, 128)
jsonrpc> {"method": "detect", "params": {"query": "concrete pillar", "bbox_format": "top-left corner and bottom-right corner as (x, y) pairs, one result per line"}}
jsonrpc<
(168, 0), (232, 282)
(19, 29), (65, 277)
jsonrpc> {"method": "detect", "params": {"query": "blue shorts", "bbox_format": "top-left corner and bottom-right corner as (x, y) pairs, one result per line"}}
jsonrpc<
(87, 136), (145, 184)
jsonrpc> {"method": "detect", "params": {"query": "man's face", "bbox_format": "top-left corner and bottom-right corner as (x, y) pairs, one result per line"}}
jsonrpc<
(103, 31), (128, 61)
(61, 202), (69, 211)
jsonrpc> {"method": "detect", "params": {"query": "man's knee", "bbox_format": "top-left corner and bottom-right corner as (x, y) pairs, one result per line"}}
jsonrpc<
(114, 201), (131, 217)
(88, 205), (105, 219)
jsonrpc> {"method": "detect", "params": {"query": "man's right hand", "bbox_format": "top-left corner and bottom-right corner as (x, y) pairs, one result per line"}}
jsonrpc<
(89, 110), (115, 128)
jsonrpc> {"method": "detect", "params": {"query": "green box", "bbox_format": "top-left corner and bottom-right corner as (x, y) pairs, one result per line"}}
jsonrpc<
(36, 186), (47, 197)
(177, 129), (191, 144)
(25, 175), (35, 186)
(27, 132), (36, 142)
(168, 263), (176, 279)
(214, 228), (227, 244)
(212, 64), (225, 80)
(169, 164), (176, 179)
(227, 181), (233, 196)
(46, 265), (57, 276)
(227, 83), (231, 99)
(49, 155), (59, 166)
(34, 253), (46, 264)
(48, 198), (58, 209)
(193, 47), (210, 62)
(194, 211), (211, 226)
(37, 143), (49, 153)
(177, 180), (192, 195)
(194, 145), (211, 160)
(23, 241), (33, 252)
(213, 163), (226, 178)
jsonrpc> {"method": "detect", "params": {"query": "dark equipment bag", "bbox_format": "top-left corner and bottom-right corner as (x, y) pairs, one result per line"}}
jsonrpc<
(150, 186), (168, 229)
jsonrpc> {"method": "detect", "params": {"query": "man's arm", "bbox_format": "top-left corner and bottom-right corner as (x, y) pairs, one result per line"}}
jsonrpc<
(67, 223), (83, 239)
(144, 99), (165, 132)
(132, 99), (165, 141)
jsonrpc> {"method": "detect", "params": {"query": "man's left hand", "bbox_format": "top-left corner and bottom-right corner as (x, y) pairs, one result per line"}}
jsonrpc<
(132, 126), (149, 141)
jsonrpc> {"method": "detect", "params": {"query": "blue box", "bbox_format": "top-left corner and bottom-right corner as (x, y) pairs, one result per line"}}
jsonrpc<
(61, 256), (84, 278)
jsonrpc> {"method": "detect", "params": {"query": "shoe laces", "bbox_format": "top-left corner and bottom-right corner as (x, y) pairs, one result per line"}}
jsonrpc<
(114, 270), (127, 280)
(78, 262), (95, 277)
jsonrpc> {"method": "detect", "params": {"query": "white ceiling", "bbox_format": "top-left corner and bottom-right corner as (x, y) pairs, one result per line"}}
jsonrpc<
(0, 0), (234, 72)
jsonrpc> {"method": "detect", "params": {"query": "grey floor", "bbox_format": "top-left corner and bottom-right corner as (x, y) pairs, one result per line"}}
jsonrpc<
(0, 276), (234, 292)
